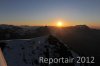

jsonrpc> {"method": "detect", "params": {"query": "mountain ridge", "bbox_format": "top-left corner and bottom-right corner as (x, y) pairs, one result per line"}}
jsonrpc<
(0, 35), (83, 66)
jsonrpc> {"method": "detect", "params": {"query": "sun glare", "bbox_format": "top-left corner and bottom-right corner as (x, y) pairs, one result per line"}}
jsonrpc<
(56, 21), (63, 27)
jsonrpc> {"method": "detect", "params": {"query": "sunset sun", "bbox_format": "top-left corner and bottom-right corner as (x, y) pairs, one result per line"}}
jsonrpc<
(56, 21), (63, 27)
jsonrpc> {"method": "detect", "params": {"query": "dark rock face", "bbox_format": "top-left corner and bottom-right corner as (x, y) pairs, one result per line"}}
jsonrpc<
(46, 35), (74, 66)
(1, 35), (81, 66)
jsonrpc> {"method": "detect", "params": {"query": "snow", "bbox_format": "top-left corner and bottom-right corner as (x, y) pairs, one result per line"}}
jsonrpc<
(1, 35), (82, 66)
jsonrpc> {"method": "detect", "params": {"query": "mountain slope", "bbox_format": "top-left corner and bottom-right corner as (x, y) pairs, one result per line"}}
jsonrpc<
(0, 35), (82, 66)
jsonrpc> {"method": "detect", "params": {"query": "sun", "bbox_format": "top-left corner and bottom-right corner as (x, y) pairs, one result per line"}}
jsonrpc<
(56, 21), (63, 27)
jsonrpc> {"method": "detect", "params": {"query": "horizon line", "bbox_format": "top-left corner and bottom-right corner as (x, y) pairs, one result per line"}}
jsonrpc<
(0, 24), (100, 29)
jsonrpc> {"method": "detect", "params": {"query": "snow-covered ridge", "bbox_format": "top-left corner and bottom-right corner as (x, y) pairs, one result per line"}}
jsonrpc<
(0, 35), (82, 66)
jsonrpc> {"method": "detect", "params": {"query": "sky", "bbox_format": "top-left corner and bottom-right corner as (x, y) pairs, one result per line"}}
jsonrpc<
(0, 0), (100, 28)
